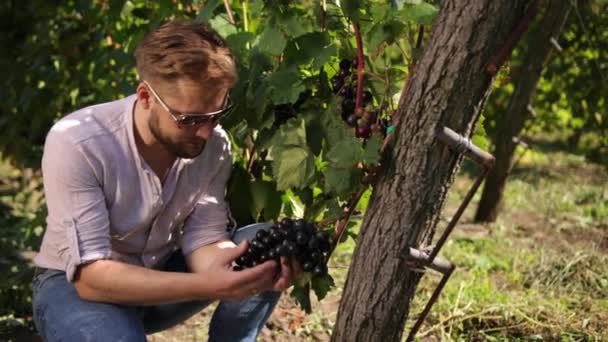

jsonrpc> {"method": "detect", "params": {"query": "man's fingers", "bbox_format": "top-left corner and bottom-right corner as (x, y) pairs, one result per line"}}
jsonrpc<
(230, 259), (278, 291)
(280, 256), (292, 279)
(291, 257), (302, 276)
(220, 240), (248, 264)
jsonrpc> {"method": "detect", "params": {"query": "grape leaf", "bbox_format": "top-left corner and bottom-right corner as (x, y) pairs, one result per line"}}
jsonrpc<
(311, 274), (335, 301)
(266, 68), (305, 104)
(226, 164), (255, 226)
(250, 180), (282, 218)
(208, 15), (237, 37)
(320, 101), (351, 148)
(280, 15), (309, 38)
(270, 119), (316, 190)
(326, 138), (361, 168)
(341, 0), (361, 22)
(197, 0), (222, 22)
(256, 26), (287, 55)
(283, 32), (336, 70)
(402, 2), (439, 24)
(362, 135), (383, 165)
(271, 117), (307, 147)
(271, 146), (316, 191)
(290, 283), (311, 313)
(226, 32), (255, 59)
(324, 166), (357, 195)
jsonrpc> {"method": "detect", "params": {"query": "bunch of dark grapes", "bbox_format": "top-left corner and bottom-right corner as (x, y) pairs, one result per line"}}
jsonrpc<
(235, 218), (332, 277)
(331, 59), (389, 139)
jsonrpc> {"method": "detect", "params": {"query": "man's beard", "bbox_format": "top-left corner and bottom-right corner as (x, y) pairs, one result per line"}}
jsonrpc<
(148, 108), (206, 159)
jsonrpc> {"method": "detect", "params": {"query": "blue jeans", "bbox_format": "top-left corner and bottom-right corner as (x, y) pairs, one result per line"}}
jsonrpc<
(32, 223), (280, 342)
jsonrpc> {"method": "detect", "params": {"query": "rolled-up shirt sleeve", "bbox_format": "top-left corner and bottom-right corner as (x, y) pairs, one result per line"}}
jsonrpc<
(42, 130), (111, 281)
(181, 147), (232, 255)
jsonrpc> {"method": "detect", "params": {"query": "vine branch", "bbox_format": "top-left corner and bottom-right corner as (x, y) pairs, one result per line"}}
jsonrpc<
(354, 23), (365, 110)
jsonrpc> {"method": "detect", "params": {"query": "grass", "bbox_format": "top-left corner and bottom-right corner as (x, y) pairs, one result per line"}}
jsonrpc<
(3, 139), (607, 341)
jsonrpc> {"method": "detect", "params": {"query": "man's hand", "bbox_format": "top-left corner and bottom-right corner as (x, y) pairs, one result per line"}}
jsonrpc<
(186, 240), (300, 300)
(272, 256), (302, 292)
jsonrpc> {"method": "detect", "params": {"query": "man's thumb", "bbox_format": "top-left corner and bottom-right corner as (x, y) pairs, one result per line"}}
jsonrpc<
(224, 240), (248, 262)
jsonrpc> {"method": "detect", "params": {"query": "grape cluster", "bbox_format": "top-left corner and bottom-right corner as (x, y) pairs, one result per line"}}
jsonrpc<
(235, 218), (332, 277)
(332, 58), (391, 139)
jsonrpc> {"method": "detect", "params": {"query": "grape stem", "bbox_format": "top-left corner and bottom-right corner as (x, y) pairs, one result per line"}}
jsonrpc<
(327, 186), (368, 259)
(354, 23), (365, 111)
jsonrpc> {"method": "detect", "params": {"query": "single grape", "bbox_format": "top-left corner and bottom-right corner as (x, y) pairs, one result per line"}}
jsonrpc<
(356, 124), (372, 139)
(312, 263), (328, 276)
(346, 114), (358, 127)
(308, 236), (320, 250)
(302, 261), (314, 272)
(237, 255), (249, 266)
(281, 217), (293, 229)
(339, 58), (351, 71)
(319, 239), (331, 252)
(261, 236), (273, 245)
(310, 250), (323, 263)
(316, 231), (330, 241)
(256, 230), (269, 240)
(296, 231), (309, 246)
(293, 219), (307, 231)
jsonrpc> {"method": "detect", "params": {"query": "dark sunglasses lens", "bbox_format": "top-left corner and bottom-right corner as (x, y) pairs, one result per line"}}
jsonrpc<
(179, 115), (218, 126)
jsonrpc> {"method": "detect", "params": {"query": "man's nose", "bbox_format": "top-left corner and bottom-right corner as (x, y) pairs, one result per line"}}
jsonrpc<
(194, 123), (214, 139)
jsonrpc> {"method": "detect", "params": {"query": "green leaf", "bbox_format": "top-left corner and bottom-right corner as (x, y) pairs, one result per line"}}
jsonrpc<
(324, 166), (356, 195)
(270, 119), (316, 190)
(226, 32), (255, 58)
(280, 15), (309, 38)
(208, 15), (237, 37)
(256, 26), (287, 55)
(403, 3), (439, 24)
(250, 180), (282, 219)
(311, 274), (335, 301)
(266, 68), (305, 104)
(290, 283), (311, 313)
(284, 32), (337, 69)
(362, 135), (382, 165)
(301, 110), (325, 156)
(226, 164), (255, 226)
(326, 138), (361, 168)
(341, 0), (361, 22)
(271, 117), (307, 147)
(197, 0), (222, 22)
(271, 146), (316, 191)
(320, 102), (351, 148)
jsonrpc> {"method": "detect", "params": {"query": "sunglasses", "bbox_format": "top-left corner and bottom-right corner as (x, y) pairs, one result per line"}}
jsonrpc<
(143, 80), (233, 127)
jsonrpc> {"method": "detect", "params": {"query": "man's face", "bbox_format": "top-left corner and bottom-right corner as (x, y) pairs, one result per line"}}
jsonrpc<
(146, 79), (230, 159)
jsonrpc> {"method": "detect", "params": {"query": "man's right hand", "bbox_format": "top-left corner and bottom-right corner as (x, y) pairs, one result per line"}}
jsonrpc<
(193, 240), (282, 300)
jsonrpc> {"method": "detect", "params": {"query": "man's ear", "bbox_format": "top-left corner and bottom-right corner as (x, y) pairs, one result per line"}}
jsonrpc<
(136, 82), (152, 109)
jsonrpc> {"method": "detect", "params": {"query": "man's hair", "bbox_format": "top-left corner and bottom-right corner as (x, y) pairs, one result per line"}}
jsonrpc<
(134, 20), (237, 89)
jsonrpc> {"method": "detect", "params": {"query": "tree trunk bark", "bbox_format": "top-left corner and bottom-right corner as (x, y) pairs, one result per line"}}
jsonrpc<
(474, 0), (572, 222)
(330, 1), (532, 341)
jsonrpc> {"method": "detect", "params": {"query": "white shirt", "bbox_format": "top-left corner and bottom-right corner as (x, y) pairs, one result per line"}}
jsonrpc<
(33, 95), (232, 281)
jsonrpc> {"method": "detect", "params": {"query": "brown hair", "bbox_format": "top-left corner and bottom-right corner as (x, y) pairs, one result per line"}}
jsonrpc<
(134, 20), (237, 90)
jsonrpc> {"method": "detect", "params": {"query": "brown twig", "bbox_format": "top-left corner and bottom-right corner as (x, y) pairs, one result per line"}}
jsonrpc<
(223, 0), (235, 24)
(353, 23), (365, 110)
(326, 186), (368, 259)
(416, 24), (425, 49)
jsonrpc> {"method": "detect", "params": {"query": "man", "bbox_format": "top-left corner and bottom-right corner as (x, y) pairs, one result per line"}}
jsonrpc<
(32, 20), (297, 341)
